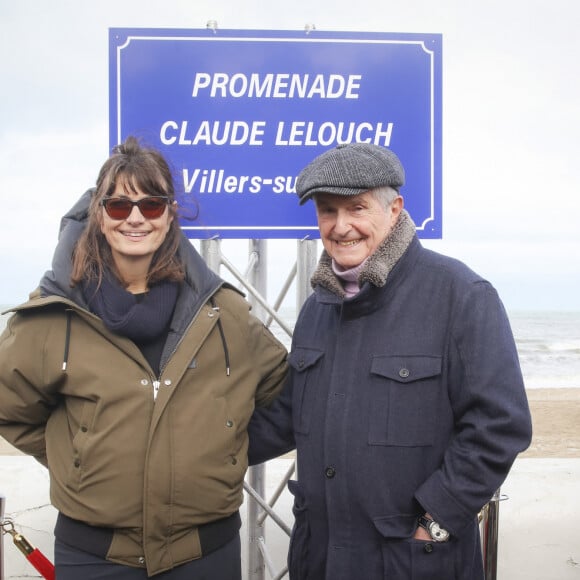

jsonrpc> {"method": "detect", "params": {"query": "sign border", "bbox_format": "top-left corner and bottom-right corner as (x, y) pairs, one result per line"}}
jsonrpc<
(109, 29), (442, 239)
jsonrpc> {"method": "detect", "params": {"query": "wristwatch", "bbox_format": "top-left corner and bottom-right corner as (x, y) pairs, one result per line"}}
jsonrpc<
(417, 515), (450, 542)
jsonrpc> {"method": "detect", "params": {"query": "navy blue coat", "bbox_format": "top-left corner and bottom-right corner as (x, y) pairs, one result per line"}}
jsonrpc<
(250, 236), (532, 580)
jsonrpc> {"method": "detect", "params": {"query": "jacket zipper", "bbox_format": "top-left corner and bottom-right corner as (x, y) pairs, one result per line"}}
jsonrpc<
(152, 379), (161, 400)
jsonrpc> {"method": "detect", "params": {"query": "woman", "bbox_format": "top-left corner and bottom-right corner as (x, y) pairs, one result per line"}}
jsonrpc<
(0, 137), (288, 578)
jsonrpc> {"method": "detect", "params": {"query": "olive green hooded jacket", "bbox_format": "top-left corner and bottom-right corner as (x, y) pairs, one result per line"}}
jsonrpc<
(0, 190), (288, 576)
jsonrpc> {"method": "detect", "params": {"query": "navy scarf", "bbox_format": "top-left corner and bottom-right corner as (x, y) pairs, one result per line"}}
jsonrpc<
(83, 274), (179, 342)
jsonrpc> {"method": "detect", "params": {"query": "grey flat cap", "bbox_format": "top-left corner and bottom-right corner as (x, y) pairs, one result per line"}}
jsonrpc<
(296, 143), (405, 205)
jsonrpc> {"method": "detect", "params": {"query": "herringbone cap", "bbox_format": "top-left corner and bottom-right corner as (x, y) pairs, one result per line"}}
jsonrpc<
(296, 143), (405, 205)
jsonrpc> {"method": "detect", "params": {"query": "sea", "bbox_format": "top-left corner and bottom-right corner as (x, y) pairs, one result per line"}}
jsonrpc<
(0, 305), (578, 391)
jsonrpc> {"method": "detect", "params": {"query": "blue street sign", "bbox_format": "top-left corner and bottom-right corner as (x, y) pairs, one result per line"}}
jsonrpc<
(109, 28), (442, 239)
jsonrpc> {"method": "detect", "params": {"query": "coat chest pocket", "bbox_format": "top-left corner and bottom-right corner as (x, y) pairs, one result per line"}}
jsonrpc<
(288, 347), (324, 435)
(368, 355), (442, 447)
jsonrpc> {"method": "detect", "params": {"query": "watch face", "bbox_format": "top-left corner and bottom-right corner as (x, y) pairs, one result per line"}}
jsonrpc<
(430, 521), (450, 542)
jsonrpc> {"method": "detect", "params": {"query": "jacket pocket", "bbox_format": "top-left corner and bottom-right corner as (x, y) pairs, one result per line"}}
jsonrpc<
(287, 480), (310, 579)
(288, 347), (324, 435)
(373, 515), (457, 580)
(368, 355), (442, 447)
(49, 400), (96, 492)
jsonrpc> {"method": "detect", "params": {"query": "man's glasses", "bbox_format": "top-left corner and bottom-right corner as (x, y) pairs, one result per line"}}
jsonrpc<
(101, 196), (170, 220)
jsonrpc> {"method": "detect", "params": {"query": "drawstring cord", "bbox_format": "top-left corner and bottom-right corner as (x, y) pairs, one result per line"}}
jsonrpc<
(210, 298), (231, 376)
(62, 309), (72, 372)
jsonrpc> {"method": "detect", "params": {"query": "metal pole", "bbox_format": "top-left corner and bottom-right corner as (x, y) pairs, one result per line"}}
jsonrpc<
(247, 240), (268, 580)
(296, 239), (317, 311)
(293, 237), (318, 487)
(481, 488), (501, 580)
(200, 238), (221, 272)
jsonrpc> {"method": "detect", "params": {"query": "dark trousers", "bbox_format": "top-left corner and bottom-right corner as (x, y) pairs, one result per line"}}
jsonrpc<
(54, 534), (242, 579)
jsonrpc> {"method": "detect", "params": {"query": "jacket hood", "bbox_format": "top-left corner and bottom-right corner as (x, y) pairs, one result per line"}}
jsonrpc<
(39, 189), (93, 308)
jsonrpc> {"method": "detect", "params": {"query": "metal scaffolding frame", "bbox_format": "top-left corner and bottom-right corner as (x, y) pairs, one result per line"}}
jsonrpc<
(201, 238), (317, 580)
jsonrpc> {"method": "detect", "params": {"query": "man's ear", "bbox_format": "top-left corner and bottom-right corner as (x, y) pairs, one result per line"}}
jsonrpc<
(391, 195), (404, 219)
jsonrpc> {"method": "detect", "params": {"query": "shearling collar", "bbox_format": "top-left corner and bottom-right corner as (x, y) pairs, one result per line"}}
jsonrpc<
(311, 209), (416, 297)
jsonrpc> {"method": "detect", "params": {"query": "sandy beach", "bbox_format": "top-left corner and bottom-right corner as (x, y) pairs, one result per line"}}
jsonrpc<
(1, 388), (578, 458)
(521, 388), (580, 458)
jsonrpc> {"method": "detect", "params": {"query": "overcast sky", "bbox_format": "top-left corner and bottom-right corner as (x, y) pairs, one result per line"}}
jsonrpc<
(1, 0), (579, 311)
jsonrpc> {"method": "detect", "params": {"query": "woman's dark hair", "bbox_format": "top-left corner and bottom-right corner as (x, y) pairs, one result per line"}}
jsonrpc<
(70, 136), (185, 288)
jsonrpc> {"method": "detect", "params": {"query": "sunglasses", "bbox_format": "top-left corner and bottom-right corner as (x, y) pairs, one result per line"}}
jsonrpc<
(101, 196), (170, 220)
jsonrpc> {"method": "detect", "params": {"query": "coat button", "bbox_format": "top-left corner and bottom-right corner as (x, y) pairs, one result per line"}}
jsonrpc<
(399, 368), (410, 378)
(138, 556), (145, 565)
(325, 466), (336, 478)
(226, 420), (234, 428)
(424, 543), (434, 553)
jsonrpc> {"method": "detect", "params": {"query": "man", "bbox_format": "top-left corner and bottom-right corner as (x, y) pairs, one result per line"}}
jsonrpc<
(249, 143), (532, 580)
